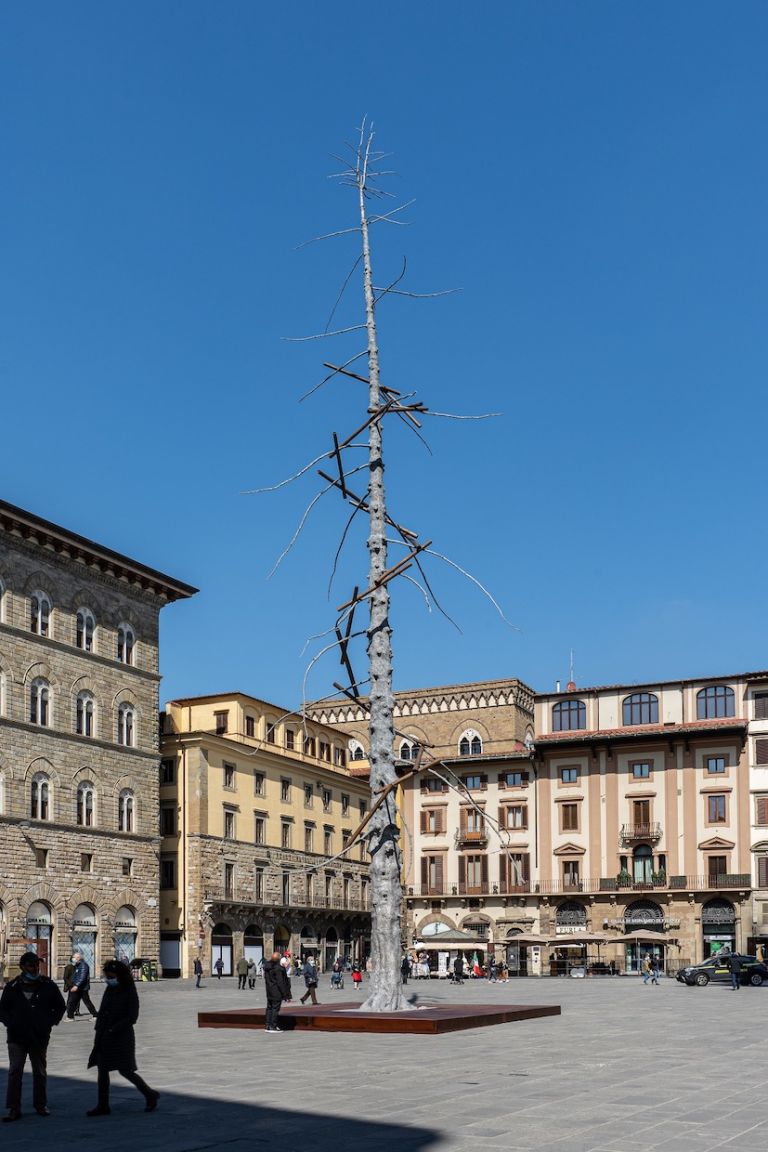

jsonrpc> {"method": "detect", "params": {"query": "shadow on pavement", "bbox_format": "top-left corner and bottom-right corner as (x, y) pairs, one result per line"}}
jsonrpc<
(0, 1072), (441, 1152)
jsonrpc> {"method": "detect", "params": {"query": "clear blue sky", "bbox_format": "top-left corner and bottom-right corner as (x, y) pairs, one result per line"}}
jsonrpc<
(2, 3), (767, 707)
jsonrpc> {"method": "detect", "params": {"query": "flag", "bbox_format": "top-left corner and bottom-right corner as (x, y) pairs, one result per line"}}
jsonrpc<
(472, 951), (483, 978)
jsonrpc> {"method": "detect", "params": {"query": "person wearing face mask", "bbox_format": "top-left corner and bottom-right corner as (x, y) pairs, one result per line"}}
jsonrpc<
(0, 951), (66, 1122)
(85, 960), (159, 1116)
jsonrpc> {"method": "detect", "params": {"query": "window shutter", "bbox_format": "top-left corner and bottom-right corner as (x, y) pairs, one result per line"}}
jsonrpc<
(521, 807), (528, 830)
(757, 797), (768, 826)
(755, 694), (768, 720)
(521, 853), (530, 882)
(420, 810), (427, 834)
(499, 855), (508, 889)
(434, 856), (444, 892)
(758, 857), (768, 887)
(481, 855), (488, 883)
(498, 805), (506, 829)
(438, 808), (446, 834)
(757, 739), (768, 766)
(420, 857), (428, 888)
(458, 856), (466, 886)
(459, 808), (467, 832)
(481, 774), (488, 790)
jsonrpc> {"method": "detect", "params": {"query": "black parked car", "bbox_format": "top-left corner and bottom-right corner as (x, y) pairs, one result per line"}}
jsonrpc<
(676, 954), (768, 987)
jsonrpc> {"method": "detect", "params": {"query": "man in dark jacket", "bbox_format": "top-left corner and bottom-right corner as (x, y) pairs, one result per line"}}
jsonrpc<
(0, 951), (66, 1122)
(299, 956), (319, 1005)
(727, 952), (742, 990)
(263, 952), (291, 1032)
(66, 951), (97, 1020)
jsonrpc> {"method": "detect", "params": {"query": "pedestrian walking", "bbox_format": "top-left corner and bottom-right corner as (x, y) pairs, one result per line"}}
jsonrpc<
(453, 956), (464, 985)
(85, 960), (159, 1116)
(650, 957), (660, 985)
(263, 952), (291, 1033)
(488, 958), (498, 983)
(0, 951), (66, 1122)
(63, 954), (81, 1015)
(351, 962), (363, 990)
(246, 959), (257, 989)
(193, 957), (203, 989)
(214, 957), (224, 980)
(727, 952), (742, 990)
(299, 956), (319, 1005)
(400, 955), (411, 985)
(641, 954), (652, 985)
(236, 956), (248, 990)
(66, 951), (98, 1019)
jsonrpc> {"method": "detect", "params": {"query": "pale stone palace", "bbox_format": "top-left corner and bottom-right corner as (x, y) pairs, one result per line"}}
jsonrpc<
(3, 497), (768, 980)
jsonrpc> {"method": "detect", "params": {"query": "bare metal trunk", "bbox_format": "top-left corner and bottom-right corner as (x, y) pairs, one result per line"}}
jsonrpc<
(356, 163), (411, 1013)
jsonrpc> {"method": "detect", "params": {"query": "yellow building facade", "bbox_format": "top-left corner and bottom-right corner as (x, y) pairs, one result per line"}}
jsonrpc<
(159, 693), (371, 977)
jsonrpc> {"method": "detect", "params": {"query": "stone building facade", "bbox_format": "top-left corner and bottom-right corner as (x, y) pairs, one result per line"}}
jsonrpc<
(159, 693), (372, 977)
(0, 499), (196, 978)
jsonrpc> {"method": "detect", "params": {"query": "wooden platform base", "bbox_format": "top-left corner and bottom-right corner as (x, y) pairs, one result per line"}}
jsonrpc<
(198, 1001), (560, 1035)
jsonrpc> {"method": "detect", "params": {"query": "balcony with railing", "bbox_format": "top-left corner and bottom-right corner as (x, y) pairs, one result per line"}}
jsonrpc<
(454, 829), (489, 848)
(405, 873), (754, 900)
(619, 822), (662, 842)
(204, 888), (369, 913)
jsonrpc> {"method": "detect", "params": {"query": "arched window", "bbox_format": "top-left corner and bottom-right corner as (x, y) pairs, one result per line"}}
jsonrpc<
(697, 685), (735, 720)
(77, 781), (95, 827)
(30, 678), (51, 726)
(30, 591), (51, 637)
(399, 739), (420, 761)
(76, 691), (95, 737)
(118, 789), (135, 833)
(552, 699), (586, 732)
(117, 703), (135, 747)
(349, 740), (366, 761)
(30, 772), (51, 820)
(622, 692), (659, 726)
(117, 624), (135, 666)
(76, 608), (96, 652)
(458, 729), (483, 756)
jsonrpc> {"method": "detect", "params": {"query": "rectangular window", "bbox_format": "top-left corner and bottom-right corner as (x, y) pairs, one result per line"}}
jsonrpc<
(500, 852), (529, 890)
(500, 770), (527, 788)
(633, 799), (651, 826)
(325, 872), (333, 902)
(359, 800), (366, 818)
(280, 778), (291, 803)
(708, 855), (727, 879)
(341, 793), (350, 817)
(754, 693), (768, 720)
(324, 827), (333, 854)
(758, 856), (768, 888)
(266, 724), (276, 744)
(160, 807), (176, 836)
(304, 784), (313, 807)
(285, 728), (295, 751)
(160, 759), (175, 785)
(756, 797), (768, 826)
(504, 804), (528, 830)
(281, 820), (292, 849)
(563, 860), (581, 888)
(304, 735), (316, 757)
(214, 710), (228, 735)
(560, 766), (578, 784)
(464, 854), (487, 892)
(708, 795), (727, 823)
(463, 775), (486, 791)
(421, 854), (445, 894)
(422, 778), (448, 794)
(224, 862), (234, 897)
(35, 847), (48, 869)
(304, 823), (314, 852)
(254, 815), (266, 845)
(421, 808), (447, 834)
(245, 716), (255, 738)
(81, 852), (93, 873)
(341, 828), (351, 847)
(282, 872), (291, 904)
(322, 789), (332, 813)
(561, 803), (579, 832)
(122, 857), (133, 878)
(319, 741), (329, 761)
(223, 763), (235, 789)
(160, 857), (176, 889)
(632, 762), (651, 779)
(254, 772), (264, 797)
(224, 810), (235, 839)
(706, 757), (726, 775)
(334, 747), (346, 767)
(757, 738), (768, 766)
(254, 867), (264, 901)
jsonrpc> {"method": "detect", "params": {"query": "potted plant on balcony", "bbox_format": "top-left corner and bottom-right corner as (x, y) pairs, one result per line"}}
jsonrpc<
(651, 868), (667, 887)
(616, 868), (632, 888)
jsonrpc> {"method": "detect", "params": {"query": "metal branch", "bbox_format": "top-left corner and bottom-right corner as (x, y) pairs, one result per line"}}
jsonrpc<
(423, 548), (519, 630)
(243, 449), (338, 494)
(283, 323), (367, 343)
(294, 225), (360, 250)
(401, 573), (432, 611)
(326, 253), (363, 333)
(268, 485), (331, 578)
(421, 410), (501, 420)
(300, 351), (368, 402)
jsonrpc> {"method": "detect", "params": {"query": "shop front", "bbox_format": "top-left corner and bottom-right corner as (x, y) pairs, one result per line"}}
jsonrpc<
(701, 898), (735, 958)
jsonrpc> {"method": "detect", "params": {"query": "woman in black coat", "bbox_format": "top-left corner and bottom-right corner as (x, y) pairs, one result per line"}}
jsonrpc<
(86, 960), (159, 1116)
